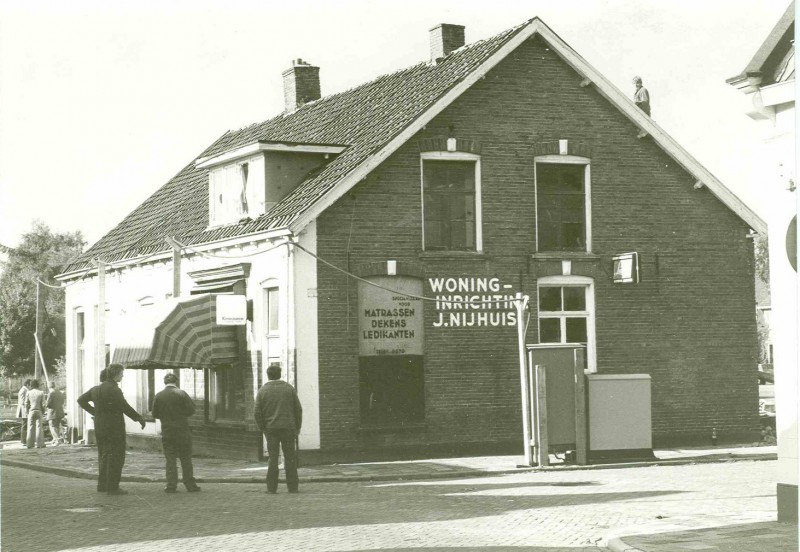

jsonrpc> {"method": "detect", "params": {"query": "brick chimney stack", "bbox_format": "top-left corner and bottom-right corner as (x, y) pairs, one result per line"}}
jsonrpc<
(429, 24), (465, 62)
(282, 59), (321, 113)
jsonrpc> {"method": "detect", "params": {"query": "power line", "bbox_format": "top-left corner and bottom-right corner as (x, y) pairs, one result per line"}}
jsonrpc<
(290, 241), (527, 309)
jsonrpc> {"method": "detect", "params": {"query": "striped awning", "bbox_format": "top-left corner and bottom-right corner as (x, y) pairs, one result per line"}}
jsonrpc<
(112, 294), (239, 369)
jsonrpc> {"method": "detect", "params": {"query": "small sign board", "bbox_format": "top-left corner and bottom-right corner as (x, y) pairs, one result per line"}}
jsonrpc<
(216, 295), (247, 325)
(612, 252), (640, 284)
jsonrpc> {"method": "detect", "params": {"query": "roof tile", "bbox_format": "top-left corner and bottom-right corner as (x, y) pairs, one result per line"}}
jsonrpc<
(67, 23), (525, 272)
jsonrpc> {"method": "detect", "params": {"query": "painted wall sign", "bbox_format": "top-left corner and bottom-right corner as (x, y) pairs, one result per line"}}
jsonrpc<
(216, 294), (247, 326)
(358, 276), (423, 356)
(428, 277), (517, 328)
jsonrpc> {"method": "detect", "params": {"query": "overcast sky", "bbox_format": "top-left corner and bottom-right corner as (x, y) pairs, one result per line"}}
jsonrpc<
(0, 0), (792, 250)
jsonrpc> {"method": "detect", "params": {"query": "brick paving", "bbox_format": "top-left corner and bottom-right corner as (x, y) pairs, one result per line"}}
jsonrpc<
(1, 452), (792, 552)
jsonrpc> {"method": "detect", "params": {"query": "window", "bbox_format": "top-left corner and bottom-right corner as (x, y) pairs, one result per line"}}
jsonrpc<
(262, 286), (282, 378)
(537, 276), (596, 373)
(422, 153), (481, 251)
(359, 356), (424, 426)
(538, 286), (588, 343)
(208, 365), (245, 421)
(208, 156), (264, 226)
(536, 159), (590, 252)
(75, 311), (86, 375)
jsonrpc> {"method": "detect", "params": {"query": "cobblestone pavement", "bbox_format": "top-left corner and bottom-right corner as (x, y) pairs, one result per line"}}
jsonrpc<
(1, 460), (788, 552)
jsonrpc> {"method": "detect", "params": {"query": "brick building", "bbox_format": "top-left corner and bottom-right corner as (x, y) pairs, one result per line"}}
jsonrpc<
(59, 18), (766, 461)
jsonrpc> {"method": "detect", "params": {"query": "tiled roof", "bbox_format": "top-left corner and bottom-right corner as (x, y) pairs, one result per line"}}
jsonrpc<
(65, 23), (526, 273)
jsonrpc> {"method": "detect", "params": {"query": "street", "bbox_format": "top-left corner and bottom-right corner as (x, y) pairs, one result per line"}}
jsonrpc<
(1, 459), (782, 552)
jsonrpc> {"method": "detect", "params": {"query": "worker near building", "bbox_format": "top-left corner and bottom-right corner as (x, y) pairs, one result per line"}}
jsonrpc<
(46, 380), (66, 445)
(25, 379), (46, 448)
(632, 76), (651, 116)
(16, 378), (31, 444)
(77, 364), (145, 495)
(152, 372), (201, 493)
(255, 363), (303, 494)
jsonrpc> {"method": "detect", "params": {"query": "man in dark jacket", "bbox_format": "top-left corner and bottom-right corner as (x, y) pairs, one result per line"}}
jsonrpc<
(77, 364), (145, 495)
(255, 363), (302, 494)
(152, 372), (200, 493)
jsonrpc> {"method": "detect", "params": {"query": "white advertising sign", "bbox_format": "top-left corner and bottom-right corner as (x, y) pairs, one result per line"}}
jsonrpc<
(216, 295), (247, 326)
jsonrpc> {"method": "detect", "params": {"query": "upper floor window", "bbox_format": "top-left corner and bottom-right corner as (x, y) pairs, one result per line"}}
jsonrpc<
(207, 154), (266, 227)
(210, 162), (250, 226)
(421, 152), (482, 251)
(536, 158), (591, 252)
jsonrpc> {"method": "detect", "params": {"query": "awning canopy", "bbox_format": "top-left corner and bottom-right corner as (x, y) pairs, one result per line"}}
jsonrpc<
(112, 294), (239, 370)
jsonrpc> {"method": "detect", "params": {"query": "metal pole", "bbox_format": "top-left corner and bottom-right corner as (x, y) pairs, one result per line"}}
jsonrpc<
(34, 280), (45, 380)
(33, 333), (50, 387)
(515, 292), (532, 466)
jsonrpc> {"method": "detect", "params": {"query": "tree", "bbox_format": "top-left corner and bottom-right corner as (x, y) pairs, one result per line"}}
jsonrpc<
(0, 221), (85, 376)
(754, 234), (769, 285)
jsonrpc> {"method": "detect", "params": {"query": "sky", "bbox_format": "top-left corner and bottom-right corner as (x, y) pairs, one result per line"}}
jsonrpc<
(0, 0), (792, 250)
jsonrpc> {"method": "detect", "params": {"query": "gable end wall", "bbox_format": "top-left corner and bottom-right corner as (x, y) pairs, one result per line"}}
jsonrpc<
(315, 36), (759, 453)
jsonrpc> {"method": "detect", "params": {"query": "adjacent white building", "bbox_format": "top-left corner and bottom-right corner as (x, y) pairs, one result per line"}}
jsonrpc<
(727, 0), (797, 523)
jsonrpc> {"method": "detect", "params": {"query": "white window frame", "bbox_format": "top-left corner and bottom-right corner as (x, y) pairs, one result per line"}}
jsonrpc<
(135, 297), (156, 415)
(420, 151), (483, 252)
(537, 275), (596, 373)
(534, 155), (592, 253)
(208, 153), (261, 227)
(260, 280), (283, 382)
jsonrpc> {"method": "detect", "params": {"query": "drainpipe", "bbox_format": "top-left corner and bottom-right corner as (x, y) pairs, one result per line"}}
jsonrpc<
(286, 238), (297, 390)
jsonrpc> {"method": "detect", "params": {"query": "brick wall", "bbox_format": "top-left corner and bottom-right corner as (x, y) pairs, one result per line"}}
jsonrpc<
(315, 35), (759, 454)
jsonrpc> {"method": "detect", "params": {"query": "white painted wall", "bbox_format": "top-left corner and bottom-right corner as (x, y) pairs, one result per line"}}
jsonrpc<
(294, 222), (321, 449)
(62, 233), (322, 452)
(744, 84), (797, 495)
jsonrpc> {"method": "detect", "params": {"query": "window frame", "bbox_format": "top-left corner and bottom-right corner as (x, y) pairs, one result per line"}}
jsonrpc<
(534, 155), (592, 253)
(420, 151), (483, 252)
(260, 282), (283, 384)
(208, 153), (260, 227)
(536, 275), (596, 373)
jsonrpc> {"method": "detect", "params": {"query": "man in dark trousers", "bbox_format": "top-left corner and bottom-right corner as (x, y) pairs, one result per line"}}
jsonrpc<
(152, 372), (200, 493)
(255, 363), (302, 494)
(77, 364), (145, 495)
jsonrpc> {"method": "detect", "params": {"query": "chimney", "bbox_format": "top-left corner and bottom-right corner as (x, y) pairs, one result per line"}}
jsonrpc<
(429, 24), (465, 62)
(282, 59), (321, 113)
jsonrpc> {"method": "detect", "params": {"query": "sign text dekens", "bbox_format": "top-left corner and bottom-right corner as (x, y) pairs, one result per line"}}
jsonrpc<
(358, 277), (424, 356)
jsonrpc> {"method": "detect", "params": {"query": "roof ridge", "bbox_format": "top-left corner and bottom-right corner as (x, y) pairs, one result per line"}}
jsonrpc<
(216, 20), (529, 142)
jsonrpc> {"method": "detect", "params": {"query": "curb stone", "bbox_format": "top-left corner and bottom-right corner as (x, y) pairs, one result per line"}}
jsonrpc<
(0, 451), (777, 484)
(606, 537), (644, 552)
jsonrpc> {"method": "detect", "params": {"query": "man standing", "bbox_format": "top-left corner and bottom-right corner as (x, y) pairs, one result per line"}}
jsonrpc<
(25, 380), (45, 448)
(255, 364), (302, 494)
(152, 373), (200, 493)
(77, 364), (145, 495)
(16, 379), (30, 444)
(632, 75), (651, 116)
(46, 381), (66, 445)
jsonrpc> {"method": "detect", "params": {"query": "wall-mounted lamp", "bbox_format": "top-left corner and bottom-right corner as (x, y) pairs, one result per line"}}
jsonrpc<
(612, 252), (640, 284)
